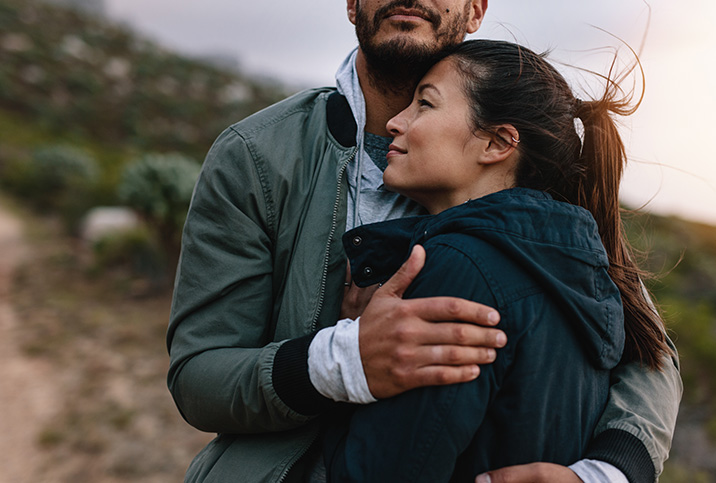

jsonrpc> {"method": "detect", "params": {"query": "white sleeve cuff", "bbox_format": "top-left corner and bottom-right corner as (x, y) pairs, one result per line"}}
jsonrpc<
(308, 317), (377, 404)
(569, 459), (628, 483)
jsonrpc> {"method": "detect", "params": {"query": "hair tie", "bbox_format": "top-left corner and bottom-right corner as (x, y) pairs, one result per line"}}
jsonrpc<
(573, 98), (583, 117)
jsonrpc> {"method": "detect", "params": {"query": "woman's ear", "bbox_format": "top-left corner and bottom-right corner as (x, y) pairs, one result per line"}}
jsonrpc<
(479, 125), (520, 165)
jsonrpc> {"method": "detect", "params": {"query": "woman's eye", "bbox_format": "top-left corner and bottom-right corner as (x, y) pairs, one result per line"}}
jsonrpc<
(417, 98), (433, 108)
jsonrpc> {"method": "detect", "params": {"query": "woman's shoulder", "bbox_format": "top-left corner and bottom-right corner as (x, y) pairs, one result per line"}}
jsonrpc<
(422, 188), (605, 257)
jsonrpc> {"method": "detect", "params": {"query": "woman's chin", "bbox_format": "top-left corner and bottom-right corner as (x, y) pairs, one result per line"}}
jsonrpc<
(382, 179), (405, 197)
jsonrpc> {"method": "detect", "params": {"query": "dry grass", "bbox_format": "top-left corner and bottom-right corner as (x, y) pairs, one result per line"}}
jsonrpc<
(10, 209), (211, 482)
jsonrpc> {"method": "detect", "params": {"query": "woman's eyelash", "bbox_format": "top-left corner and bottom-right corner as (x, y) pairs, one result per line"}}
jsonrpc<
(417, 99), (433, 108)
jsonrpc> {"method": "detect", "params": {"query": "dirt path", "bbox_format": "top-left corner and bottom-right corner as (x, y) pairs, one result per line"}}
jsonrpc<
(0, 205), (58, 482)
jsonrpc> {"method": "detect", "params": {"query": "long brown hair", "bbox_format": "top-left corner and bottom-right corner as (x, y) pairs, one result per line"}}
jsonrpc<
(447, 39), (672, 370)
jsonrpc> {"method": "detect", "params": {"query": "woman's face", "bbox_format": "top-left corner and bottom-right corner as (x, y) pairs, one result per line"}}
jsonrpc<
(383, 58), (486, 214)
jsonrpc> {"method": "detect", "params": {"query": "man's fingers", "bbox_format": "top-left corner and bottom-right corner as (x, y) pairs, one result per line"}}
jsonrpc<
(476, 463), (582, 483)
(426, 344), (498, 366)
(407, 323), (506, 350)
(380, 245), (426, 298)
(401, 296), (501, 328)
(344, 260), (352, 285)
(409, 364), (482, 387)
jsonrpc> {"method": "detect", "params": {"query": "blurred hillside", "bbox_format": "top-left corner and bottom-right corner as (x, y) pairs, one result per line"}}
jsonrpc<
(0, 0), (714, 482)
(0, 0), (291, 274)
(42, 0), (105, 16)
(0, 0), (288, 162)
(624, 213), (716, 481)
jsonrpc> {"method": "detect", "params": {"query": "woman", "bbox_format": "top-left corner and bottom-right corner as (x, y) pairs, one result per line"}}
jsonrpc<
(323, 39), (673, 482)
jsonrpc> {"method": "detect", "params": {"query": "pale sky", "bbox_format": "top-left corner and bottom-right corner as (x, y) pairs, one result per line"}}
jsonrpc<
(105, 0), (716, 225)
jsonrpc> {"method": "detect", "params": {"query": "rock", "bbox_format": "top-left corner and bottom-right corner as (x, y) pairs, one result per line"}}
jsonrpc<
(80, 207), (140, 243)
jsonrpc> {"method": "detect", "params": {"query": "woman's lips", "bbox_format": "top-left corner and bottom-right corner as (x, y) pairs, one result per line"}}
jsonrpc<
(387, 144), (407, 159)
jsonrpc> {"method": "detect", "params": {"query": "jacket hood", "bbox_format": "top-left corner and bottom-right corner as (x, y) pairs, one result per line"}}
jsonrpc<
(344, 188), (625, 370)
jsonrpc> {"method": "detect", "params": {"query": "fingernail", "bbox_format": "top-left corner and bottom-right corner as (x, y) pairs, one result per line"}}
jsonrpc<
(487, 348), (496, 361)
(496, 332), (507, 347)
(487, 311), (500, 324)
(476, 474), (491, 483)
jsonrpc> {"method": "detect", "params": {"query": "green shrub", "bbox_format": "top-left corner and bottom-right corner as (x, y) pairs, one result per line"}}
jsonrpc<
(0, 150), (35, 195)
(1, 144), (100, 230)
(664, 298), (716, 406)
(30, 145), (99, 197)
(91, 227), (165, 281)
(117, 153), (200, 261)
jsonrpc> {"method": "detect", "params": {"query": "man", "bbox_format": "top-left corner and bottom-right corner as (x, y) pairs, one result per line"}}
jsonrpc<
(167, 1), (682, 481)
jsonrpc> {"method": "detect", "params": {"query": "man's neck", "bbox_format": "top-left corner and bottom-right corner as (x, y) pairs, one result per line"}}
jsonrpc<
(355, 50), (418, 137)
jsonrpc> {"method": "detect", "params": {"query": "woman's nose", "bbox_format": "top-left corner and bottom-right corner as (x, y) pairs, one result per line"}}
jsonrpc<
(386, 109), (408, 135)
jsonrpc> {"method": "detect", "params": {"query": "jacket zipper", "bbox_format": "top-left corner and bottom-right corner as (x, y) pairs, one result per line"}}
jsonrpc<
(277, 430), (320, 483)
(278, 147), (356, 482)
(310, 146), (357, 332)
(278, 147), (356, 483)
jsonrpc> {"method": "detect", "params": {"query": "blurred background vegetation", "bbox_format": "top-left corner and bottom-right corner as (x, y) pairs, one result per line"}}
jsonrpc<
(0, 0), (713, 481)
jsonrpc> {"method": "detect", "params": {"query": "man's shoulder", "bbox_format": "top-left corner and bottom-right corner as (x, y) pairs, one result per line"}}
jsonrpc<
(230, 87), (339, 135)
(219, 87), (357, 155)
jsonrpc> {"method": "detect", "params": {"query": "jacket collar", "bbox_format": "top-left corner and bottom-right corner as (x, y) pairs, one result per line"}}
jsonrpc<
(326, 92), (357, 148)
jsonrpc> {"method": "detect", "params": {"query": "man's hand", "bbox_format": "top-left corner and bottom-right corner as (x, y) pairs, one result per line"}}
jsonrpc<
(359, 245), (507, 399)
(341, 261), (379, 320)
(475, 463), (583, 483)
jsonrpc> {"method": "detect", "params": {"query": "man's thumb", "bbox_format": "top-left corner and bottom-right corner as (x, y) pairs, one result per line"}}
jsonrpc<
(381, 245), (425, 297)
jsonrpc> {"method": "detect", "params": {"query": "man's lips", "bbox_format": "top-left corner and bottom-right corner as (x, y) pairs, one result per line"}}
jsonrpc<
(385, 8), (430, 22)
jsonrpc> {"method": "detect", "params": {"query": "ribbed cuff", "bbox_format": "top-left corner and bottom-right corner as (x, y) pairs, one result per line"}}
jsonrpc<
(584, 429), (655, 483)
(272, 333), (335, 416)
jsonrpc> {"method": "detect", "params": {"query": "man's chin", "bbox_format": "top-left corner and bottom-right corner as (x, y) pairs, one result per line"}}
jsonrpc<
(366, 38), (439, 66)
(375, 21), (436, 42)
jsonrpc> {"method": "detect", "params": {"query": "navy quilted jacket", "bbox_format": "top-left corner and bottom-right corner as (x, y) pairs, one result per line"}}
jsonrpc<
(325, 187), (625, 482)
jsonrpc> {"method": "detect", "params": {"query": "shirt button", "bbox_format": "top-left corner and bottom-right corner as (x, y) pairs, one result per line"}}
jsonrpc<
(362, 266), (373, 277)
(352, 236), (362, 246)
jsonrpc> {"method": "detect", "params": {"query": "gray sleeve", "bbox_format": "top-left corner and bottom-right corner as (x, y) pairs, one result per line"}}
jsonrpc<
(591, 335), (682, 479)
(167, 127), (312, 433)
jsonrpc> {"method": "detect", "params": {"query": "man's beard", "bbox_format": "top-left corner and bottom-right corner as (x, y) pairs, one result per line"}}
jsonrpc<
(355, 0), (470, 92)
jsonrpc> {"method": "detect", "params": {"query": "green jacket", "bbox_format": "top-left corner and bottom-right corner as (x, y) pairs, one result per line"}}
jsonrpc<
(167, 88), (682, 482)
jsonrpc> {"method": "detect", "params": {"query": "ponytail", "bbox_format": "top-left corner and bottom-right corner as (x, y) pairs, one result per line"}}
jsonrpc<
(575, 86), (673, 370)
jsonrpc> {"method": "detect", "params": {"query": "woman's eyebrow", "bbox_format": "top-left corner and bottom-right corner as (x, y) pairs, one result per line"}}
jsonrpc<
(417, 83), (441, 98)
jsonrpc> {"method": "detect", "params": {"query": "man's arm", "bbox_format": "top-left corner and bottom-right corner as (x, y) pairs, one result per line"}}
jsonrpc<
(359, 245), (505, 398)
(583, 342), (682, 481)
(305, 246), (505, 406)
(167, 127), (309, 433)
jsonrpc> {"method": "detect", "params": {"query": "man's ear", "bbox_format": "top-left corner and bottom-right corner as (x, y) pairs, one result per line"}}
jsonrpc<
(479, 125), (519, 165)
(466, 0), (488, 34)
(347, 0), (357, 25)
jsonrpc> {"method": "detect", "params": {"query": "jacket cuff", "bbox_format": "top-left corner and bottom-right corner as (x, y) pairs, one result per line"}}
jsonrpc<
(584, 428), (655, 483)
(273, 333), (335, 416)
